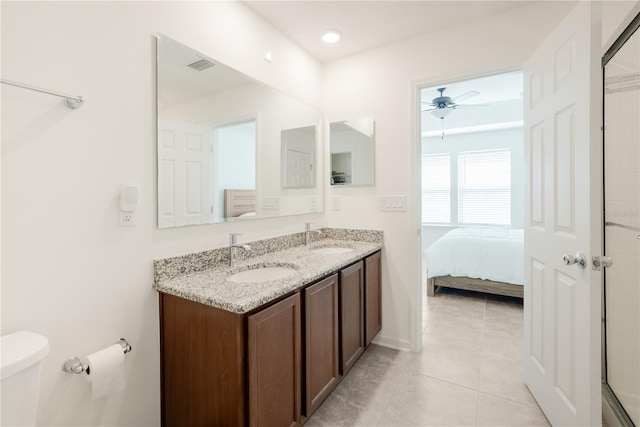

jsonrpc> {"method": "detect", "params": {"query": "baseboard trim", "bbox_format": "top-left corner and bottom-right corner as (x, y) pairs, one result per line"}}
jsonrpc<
(371, 334), (411, 352)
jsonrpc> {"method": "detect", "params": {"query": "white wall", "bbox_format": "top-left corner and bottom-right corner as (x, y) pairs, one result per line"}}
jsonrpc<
(1, 2), (322, 426)
(322, 1), (575, 351)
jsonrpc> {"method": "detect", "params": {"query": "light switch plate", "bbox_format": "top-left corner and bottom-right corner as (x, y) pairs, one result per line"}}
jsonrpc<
(262, 197), (279, 210)
(379, 195), (406, 212)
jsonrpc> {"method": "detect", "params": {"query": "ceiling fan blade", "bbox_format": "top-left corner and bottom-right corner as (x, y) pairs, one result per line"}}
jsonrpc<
(453, 104), (490, 108)
(453, 90), (479, 102)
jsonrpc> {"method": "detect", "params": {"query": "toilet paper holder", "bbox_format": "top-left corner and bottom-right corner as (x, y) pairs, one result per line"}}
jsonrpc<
(62, 338), (132, 374)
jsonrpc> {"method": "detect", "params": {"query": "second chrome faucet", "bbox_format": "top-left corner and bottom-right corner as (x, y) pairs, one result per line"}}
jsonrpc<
(229, 233), (251, 267)
(305, 222), (322, 246)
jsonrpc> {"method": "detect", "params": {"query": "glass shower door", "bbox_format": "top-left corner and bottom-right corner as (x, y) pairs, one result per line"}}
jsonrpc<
(603, 14), (640, 427)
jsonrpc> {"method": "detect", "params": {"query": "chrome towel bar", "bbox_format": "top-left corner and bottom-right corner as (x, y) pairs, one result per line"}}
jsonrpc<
(1, 78), (84, 109)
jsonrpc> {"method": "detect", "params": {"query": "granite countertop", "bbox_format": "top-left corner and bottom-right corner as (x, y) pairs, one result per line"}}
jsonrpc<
(154, 238), (383, 314)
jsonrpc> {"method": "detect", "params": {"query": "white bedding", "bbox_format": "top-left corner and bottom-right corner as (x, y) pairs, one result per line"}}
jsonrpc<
(425, 227), (524, 286)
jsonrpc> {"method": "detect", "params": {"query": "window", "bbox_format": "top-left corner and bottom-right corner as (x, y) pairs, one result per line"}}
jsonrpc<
(421, 149), (512, 226)
(458, 149), (511, 225)
(421, 154), (450, 223)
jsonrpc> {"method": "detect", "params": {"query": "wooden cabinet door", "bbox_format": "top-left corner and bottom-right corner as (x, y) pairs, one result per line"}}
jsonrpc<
(364, 251), (382, 346)
(339, 261), (365, 375)
(248, 293), (301, 427)
(160, 294), (246, 427)
(304, 274), (340, 416)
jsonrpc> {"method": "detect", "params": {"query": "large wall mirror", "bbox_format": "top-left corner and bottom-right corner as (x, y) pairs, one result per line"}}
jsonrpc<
(330, 118), (375, 186)
(157, 34), (323, 228)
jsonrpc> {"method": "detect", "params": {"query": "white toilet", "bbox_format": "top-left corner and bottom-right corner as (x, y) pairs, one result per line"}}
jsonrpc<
(1, 331), (50, 426)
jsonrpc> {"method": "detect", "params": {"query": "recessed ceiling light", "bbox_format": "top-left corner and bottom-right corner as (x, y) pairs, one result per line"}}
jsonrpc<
(322, 30), (341, 44)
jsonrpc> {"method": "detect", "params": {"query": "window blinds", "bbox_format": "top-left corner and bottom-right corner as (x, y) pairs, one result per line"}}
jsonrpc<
(457, 149), (511, 226)
(421, 154), (450, 223)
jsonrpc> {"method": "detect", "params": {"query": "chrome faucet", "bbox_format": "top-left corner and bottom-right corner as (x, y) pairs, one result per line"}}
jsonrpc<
(229, 233), (251, 267)
(305, 222), (322, 246)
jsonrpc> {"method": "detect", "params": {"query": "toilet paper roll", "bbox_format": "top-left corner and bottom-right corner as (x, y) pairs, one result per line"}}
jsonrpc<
(83, 344), (125, 399)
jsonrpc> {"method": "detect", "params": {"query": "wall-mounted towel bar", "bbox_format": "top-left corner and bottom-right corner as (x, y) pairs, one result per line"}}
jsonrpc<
(62, 338), (132, 374)
(1, 78), (84, 109)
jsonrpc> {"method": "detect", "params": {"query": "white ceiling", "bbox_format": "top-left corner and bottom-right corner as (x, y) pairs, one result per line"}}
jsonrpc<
(244, 1), (544, 62)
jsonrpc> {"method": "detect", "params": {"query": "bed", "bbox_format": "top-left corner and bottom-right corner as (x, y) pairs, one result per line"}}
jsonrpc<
(224, 189), (256, 219)
(425, 227), (524, 298)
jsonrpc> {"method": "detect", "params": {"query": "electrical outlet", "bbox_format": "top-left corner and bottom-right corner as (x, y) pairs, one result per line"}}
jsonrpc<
(119, 211), (136, 226)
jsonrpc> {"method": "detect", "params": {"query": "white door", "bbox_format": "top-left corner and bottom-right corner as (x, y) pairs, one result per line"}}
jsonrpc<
(523, 1), (602, 425)
(284, 148), (313, 187)
(158, 122), (212, 227)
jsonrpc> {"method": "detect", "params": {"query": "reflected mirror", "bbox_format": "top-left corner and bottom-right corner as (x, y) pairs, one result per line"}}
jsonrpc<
(330, 118), (375, 186)
(281, 125), (316, 188)
(157, 34), (323, 228)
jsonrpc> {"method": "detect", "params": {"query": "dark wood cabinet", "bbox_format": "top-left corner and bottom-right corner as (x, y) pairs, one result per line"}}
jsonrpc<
(159, 250), (382, 426)
(303, 274), (340, 417)
(160, 293), (300, 427)
(339, 260), (365, 375)
(248, 293), (301, 427)
(364, 251), (382, 346)
(160, 293), (246, 426)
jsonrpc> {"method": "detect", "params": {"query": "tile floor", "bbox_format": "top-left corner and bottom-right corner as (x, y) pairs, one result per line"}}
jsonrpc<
(306, 288), (551, 426)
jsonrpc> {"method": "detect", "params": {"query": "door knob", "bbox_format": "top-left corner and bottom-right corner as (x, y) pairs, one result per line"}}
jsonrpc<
(592, 256), (613, 271)
(563, 252), (587, 269)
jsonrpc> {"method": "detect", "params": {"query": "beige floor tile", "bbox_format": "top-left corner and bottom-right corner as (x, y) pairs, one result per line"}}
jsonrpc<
(305, 392), (383, 427)
(407, 337), (482, 389)
(377, 412), (418, 426)
(332, 361), (404, 411)
(385, 372), (478, 426)
(483, 315), (523, 342)
(484, 299), (523, 323)
(479, 353), (536, 405)
(476, 392), (550, 426)
(426, 312), (486, 347)
(482, 332), (523, 363)
(441, 291), (487, 316)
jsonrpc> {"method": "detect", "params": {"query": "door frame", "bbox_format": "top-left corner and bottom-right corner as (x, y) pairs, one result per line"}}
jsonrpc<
(601, 9), (640, 427)
(410, 66), (523, 352)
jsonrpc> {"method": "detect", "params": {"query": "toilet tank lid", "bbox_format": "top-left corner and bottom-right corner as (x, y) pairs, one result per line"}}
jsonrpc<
(1, 331), (50, 380)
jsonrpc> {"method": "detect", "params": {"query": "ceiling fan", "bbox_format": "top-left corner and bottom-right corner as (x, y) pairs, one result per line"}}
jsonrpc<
(422, 87), (488, 120)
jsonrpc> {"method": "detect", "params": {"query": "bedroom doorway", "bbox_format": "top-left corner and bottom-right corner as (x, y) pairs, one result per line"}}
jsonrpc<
(419, 70), (525, 334)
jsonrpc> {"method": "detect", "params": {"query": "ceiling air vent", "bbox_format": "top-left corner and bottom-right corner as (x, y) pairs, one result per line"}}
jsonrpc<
(187, 57), (215, 72)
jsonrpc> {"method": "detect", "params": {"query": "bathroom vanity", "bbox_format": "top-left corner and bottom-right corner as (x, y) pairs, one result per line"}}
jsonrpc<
(154, 230), (382, 426)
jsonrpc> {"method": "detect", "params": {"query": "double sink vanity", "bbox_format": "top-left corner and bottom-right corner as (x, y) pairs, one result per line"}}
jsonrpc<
(154, 33), (381, 426)
(153, 227), (383, 426)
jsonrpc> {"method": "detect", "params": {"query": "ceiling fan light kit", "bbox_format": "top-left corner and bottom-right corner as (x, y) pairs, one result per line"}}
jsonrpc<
(430, 108), (452, 120)
(422, 87), (488, 121)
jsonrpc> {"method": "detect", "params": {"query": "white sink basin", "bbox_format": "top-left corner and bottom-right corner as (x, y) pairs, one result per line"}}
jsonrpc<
(227, 266), (298, 283)
(309, 246), (354, 254)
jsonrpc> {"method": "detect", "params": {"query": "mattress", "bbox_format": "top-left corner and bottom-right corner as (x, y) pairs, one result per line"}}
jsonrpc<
(425, 227), (524, 285)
